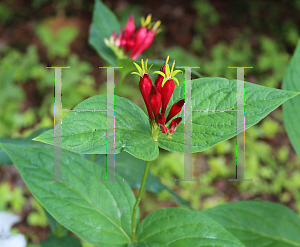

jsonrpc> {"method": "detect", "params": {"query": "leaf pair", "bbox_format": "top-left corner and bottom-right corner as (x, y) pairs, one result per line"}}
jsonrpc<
(34, 77), (298, 161)
(1, 144), (245, 247)
(3, 144), (300, 246)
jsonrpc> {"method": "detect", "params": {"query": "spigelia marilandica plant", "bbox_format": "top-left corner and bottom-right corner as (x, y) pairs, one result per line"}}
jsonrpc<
(104, 13), (161, 60)
(132, 56), (184, 140)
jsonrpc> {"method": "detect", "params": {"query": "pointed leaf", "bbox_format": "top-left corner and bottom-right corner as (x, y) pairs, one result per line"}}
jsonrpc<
(34, 95), (159, 161)
(89, 0), (120, 65)
(0, 127), (52, 165)
(0, 144), (138, 247)
(136, 207), (245, 246)
(283, 41), (300, 157)
(157, 77), (299, 153)
(202, 201), (300, 247)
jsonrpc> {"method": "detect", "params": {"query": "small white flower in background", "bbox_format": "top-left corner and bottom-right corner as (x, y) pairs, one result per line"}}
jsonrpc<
(0, 212), (26, 247)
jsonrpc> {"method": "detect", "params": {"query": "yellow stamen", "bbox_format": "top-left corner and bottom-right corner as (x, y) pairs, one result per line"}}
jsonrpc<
(141, 59), (145, 73)
(171, 60), (175, 75)
(154, 20), (161, 30)
(166, 56), (170, 65)
(146, 14), (152, 25)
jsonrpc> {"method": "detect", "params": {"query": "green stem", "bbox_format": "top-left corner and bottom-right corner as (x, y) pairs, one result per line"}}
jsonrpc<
(115, 72), (127, 95)
(131, 160), (151, 242)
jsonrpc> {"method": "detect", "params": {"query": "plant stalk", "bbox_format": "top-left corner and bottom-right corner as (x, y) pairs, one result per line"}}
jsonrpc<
(131, 160), (151, 242)
(115, 72), (127, 95)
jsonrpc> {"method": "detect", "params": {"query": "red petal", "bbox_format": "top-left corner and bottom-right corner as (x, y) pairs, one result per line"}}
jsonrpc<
(160, 124), (167, 133)
(129, 27), (148, 59)
(166, 99), (185, 123)
(169, 117), (182, 133)
(161, 79), (175, 115)
(148, 85), (162, 123)
(119, 28), (126, 48)
(154, 63), (166, 95)
(139, 74), (153, 121)
(158, 113), (165, 124)
(125, 13), (135, 38)
(125, 38), (135, 53)
(130, 29), (155, 60)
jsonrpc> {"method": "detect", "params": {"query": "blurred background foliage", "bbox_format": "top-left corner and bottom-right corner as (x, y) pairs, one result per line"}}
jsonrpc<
(0, 0), (300, 246)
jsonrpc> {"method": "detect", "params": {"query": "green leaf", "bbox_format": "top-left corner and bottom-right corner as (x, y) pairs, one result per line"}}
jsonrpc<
(283, 41), (300, 157)
(1, 144), (139, 247)
(158, 77), (299, 153)
(128, 243), (167, 247)
(41, 233), (82, 247)
(34, 95), (159, 161)
(89, 0), (120, 65)
(93, 152), (191, 207)
(0, 127), (52, 165)
(136, 207), (245, 246)
(202, 201), (300, 247)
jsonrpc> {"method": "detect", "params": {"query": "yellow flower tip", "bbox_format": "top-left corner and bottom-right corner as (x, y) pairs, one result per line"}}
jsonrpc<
(141, 59), (145, 72)
(154, 20), (161, 30)
(171, 60), (175, 74)
(146, 14), (152, 24)
(166, 56), (170, 65)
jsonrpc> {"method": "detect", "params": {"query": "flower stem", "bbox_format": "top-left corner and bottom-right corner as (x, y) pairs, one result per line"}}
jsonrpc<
(131, 160), (151, 242)
(115, 71), (127, 95)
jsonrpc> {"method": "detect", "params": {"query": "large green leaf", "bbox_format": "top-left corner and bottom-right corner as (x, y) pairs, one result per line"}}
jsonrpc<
(89, 0), (120, 65)
(202, 201), (300, 247)
(34, 95), (159, 161)
(93, 152), (190, 207)
(1, 144), (139, 247)
(158, 77), (299, 152)
(136, 207), (245, 247)
(283, 41), (300, 157)
(0, 127), (52, 165)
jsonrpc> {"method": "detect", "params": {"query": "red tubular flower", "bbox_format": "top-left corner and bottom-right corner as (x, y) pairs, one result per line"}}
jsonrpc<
(129, 26), (147, 58)
(119, 28), (126, 47)
(124, 13), (135, 39)
(169, 117), (182, 133)
(161, 79), (175, 115)
(139, 74), (153, 121)
(134, 57), (184, 138)
(166, 99), (185, 123)
(125, 38), (135, 53)
(105, 13), (161, 60)
(160, 124), (167, 133)
(158, 113), (165, 124)
(154, 64), (165, 95)
(130, 27), (158, 60)
(149, 85), (162, 122)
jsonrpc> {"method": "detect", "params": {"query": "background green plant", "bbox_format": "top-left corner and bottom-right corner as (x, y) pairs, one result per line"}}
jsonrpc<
(1, 0), (300, 246)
